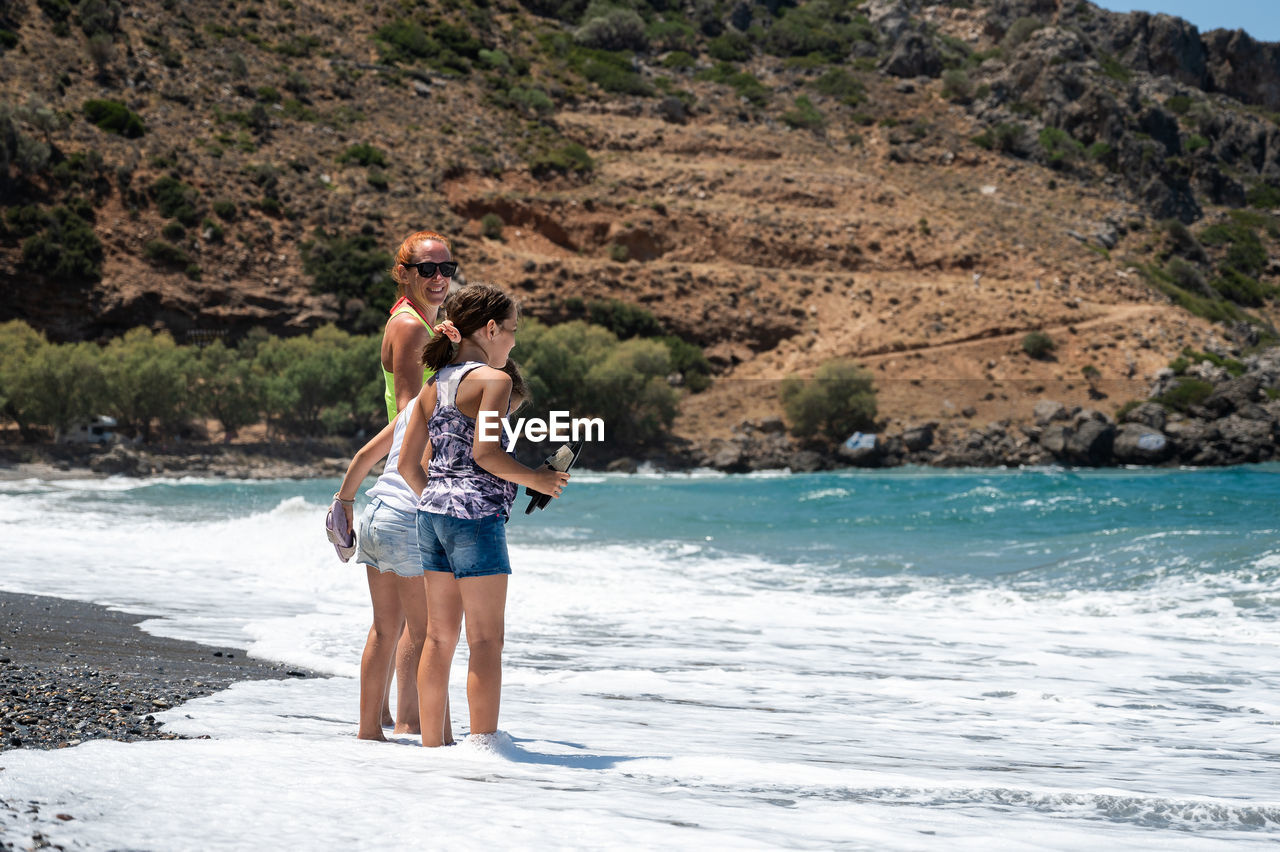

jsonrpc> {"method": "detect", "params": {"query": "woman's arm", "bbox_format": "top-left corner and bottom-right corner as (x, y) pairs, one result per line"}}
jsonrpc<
(470, 371), (570, 498)
(398, 381), (437, 496)
(386, 315), (430, 415)
(336, 422), (395, 528)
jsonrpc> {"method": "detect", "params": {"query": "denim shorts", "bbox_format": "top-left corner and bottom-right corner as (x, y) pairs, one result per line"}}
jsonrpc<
(355, 498), (424, 578)
(416, 511), (512, 579)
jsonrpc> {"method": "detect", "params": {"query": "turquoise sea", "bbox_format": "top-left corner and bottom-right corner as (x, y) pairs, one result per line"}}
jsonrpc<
(1, 464), (1278, 849)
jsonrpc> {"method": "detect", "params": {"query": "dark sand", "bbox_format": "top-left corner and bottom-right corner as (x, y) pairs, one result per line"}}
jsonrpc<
(0, 590), (311, 753)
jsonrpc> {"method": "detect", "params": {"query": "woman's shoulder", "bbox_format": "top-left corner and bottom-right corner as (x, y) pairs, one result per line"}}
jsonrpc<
(385, 311), (431, 341)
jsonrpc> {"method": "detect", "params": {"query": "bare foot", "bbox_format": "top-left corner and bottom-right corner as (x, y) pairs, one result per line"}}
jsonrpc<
(381, 713), (395, 728)
(392, 724), (422, 736)
(357, 729), (389, 742)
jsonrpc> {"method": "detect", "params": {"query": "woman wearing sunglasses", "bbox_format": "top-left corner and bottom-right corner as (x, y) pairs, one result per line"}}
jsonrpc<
(361, 230), (459, 737)
(382, 230), (459, 422)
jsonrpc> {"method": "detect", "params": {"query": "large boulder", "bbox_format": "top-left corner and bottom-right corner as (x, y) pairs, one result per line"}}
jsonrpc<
(1119, 401), (1167, 431)
(1201, 375), (1262, 417)
(1033, 400), (1072, 426)
(1112, 423), (1173, 464)
(1064, 419), (1116, 466)
(881, 29), (943, 78)
(902, 422), (936, 452)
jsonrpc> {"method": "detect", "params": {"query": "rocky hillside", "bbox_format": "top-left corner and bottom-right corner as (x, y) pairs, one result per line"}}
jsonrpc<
(2, 0), (1278, 462)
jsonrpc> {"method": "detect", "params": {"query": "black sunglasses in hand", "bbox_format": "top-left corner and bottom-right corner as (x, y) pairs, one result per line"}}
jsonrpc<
(403, 260), (458, 279)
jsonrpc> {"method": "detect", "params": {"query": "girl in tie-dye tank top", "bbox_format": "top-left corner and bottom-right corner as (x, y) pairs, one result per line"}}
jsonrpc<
(398, 283), (572, 748)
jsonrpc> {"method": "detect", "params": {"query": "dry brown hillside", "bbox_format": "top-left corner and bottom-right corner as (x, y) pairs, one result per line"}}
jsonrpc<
(2, 0), (1278, 461)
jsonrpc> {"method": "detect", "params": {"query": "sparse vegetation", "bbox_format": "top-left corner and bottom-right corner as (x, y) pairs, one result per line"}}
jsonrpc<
(481, 213), (504, 239)
(337, 143), (388, 168)
(82, 99), (145, 137)
(780, 359), (878, 444)
(781, 96), (824, 130)
(1022, 331), (1056, 359)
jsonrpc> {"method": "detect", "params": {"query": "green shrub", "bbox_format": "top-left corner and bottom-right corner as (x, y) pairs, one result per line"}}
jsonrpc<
(212, 200), (238, 221)
(1087, 141), (1113, 161)
(1246, 183), (1280, 209)
(1210, 269), (1273, 306)
(1001, 16), (1042, 51)
(1039, 126), (1084, 166)
(0, 321), (54, 439)
(529, 142), (594, 179)
(575, 4), (648, 52)
(195, 340), (261, 440)
(780, 359), (877, 444)
(337, 143), (388, 167)
(0, 29), (19, 50)
(1166, 95), (1193, 115)
(82, 98), (145, 137)
(763, 6), (872, 62)
(162, 221), (186, 241)
(1154, 377), (1213, 413)
(941, 68), (971, 102)
(514, 319), (678, 449)
(19, 206), (104, 282)
(300, 230), (395, 305)
(587, 298), (662, 339)
(647, 19), (696, 53)
(1185, 134), (1209, 152)
(150, 176), (201, 225)
(708, 30), (751, 62)
(375, 19), (433, 61)
(662, 50), (696, 69)
(579, 49), (652, 96)
(481, 212), (504, 239)
(1201, 220), (1267, 278)
(812, 68), (864, 105)
(699, 63), (770, 106)
(507, 87), (556, 115)
(1022, 331), (1056, 359)
(144, 239), (191, 267)
(972, 123), (1024, 152)
(1097, 50), (1132, 82)
(253, 326), (382, 436)
(201, 218), (225, 243)
(781, 95), (824, 130)
(1176, 347), (1246, 377)
(608, 242), (630, 262)
(100, 328), (199, 441)
(658, 335), (711, 393)
(366, 169), (389, 191)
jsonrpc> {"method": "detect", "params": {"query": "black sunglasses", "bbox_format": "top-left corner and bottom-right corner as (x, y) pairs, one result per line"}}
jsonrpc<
(403, 260), (458, 278)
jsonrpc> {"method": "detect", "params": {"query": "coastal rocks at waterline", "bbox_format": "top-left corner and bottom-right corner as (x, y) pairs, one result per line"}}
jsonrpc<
(697, 348), (1278, 471)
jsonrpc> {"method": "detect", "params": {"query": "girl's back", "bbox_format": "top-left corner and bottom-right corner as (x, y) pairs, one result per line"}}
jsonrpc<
(419, 362), (517, 520)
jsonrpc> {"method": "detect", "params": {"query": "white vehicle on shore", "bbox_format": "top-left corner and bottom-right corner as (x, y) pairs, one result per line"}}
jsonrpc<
(63, 415), (118, 444)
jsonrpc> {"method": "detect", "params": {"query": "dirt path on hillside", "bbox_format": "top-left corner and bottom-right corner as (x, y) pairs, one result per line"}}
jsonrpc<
(854, 303), (1165, 363)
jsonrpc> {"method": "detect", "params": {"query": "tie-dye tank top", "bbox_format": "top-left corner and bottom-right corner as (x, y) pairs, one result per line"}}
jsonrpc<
(417, 361), (519, 521)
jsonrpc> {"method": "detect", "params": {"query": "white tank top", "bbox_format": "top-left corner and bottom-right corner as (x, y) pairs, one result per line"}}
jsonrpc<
(365, 398), (419, 512)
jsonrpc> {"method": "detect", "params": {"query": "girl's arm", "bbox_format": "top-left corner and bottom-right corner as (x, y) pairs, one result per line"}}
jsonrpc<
(470, 371), (570, 498)
(398, 381), (437, 496)
(336, 421), (396, 528)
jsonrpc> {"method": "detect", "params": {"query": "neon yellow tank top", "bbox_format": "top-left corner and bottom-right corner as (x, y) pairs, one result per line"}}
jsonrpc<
(383, 301), (435, 423)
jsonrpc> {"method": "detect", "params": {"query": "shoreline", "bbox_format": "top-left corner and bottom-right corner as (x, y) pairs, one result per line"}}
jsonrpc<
(0, 590), (312, 753)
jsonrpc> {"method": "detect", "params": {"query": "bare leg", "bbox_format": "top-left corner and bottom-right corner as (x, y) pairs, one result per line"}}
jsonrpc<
(418, 571), (462, 747)
(360, 566), (406, 740)
(458, 574), (507, 736)
(381, 631), (396, 728)
(391, 579), (427, 735)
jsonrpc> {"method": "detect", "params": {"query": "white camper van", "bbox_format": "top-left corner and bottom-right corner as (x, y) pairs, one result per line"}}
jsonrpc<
(65, 415), (117, 444)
